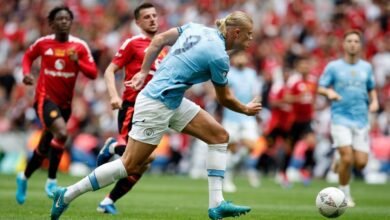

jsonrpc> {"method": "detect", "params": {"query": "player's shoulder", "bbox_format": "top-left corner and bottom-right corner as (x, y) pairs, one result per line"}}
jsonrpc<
(326, 59), (343, 68)
(119, 34), (147, 49)
(31, 34), (55, 45)
(69, 35), (91, 49)
(358, 59), (372, 68)
(178, 22), (204, 33)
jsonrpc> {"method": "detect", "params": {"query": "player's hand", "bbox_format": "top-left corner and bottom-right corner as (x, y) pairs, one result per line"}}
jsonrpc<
(68, 49), (78, 62)
(110, 96), (122, 110)
(125, 72), (148, 90)
(369, 101), (379, 113)
(22, 75), (34, 85)
(245, 96), (262, 116)
(326, 89), (342, 101)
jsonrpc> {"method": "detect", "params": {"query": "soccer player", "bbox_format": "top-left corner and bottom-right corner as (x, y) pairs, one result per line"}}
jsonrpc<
(96, 3), (166, 214)
(16, 6), (97, 204)
(221, 50), (261, 192)
(318, 30), (379, 207)
(284, 56), (317, 184)
(51, 11), (260, 220)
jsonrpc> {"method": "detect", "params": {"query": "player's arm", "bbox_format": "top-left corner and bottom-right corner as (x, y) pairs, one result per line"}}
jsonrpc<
(70, 46), (98, 79)
(104, 62), (122, 110)
(318, 87), (341, 101)
(22, 41), (41, 85)
(317, 63), (341, 101)
(214, 85), (261, 116)
(130, 28), (179, 90)
(367, 65), (379, 112)
(368, 89), (379, 112)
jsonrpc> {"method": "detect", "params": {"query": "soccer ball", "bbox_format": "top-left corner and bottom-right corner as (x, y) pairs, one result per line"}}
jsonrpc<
(315, 187), (348, 218)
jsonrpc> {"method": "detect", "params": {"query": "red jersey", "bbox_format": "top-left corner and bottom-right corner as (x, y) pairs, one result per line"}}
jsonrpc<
(288, 74), (317, 122)
(22, 34), (97, 108)
(266, 82), (294, 133)
(112, 34), (166, 102)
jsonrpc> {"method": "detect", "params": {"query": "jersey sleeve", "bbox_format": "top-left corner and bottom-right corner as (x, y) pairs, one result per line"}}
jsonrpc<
(177, 23), (193, 35)
(209, 56), (229, 86)
(22, 40), (42, 75)
(319, 63), (335, 88)
(367, 64), (376, 91)
(77, 42), (98, 79)
(111, 39), (135, 68)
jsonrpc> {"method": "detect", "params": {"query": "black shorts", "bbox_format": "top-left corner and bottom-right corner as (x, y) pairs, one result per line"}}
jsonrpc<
(117, 100), (135, 141)
(34, 99), (71, 128)
(290, 121), (313, 146)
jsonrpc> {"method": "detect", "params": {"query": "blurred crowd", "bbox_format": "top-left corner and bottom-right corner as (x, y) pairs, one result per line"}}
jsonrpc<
(0, 0), (389, 182)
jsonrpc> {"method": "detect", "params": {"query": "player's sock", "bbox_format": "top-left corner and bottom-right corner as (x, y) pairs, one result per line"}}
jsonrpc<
(48, 138), (65, 179)
(64, 159), (127, 203)
(100, 196), (114, 205)
(339, 184), (351, 198)
(207, 143), (228, 208)
(108, 174), (141, 202)
(24, 149), (46, 178)
(114, 144), (126, 156)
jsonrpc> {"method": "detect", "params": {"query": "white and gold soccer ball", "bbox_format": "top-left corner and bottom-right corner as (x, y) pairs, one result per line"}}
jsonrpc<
(315, 187), (348, 218)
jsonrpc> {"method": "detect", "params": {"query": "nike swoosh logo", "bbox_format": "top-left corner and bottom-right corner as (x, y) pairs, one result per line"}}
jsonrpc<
(132, 119), (145, 124)
(55, 195), (62, 208)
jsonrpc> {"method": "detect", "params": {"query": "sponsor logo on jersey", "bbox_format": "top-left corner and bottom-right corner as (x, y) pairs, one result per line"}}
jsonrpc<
(54, 59), (65, 70)
(44, 69), (75, 78)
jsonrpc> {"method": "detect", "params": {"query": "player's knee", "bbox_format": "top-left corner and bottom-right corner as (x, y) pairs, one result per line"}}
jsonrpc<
(340, 155), (353, 167)
(214, 129), (229, 143)
(354, 160), (367, 170)
(123, 162), (145, 176)
(55, 129), (68, 142)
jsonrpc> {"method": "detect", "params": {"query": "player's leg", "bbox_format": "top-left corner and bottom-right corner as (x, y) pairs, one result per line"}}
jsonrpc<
(330, 124), (354, 206)
(43, 102), (71, 198)
(221, 121), (239, 193)
(16, 130), (53, 204)
(240, 119), (260, 188)
(179, 104), (251, 219)
(97, 101), (134, 165)
(352, 126), (370, 171)
(97, 102), (151, 214)
(51, 94), (166, 219)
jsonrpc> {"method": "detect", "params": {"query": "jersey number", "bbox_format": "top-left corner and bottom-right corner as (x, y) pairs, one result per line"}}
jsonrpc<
(173, 35), (201, 55)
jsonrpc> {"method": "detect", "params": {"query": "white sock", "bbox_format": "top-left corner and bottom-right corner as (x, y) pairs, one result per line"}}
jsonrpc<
(207, 143), (228, 208)
(339, 184), (351, 198)
(64, 159), (127, 203)
(109, 141), (118, 154)
(46, 178), (57, 184)
(19, 172), (26, 180)
(100, 196), (114, 205)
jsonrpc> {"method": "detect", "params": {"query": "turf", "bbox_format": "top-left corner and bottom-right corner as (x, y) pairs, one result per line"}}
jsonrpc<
(1, 171), (389, 220)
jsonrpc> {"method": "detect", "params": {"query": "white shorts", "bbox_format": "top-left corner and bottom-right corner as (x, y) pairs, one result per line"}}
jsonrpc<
(129, 93), (201, 145)
(330, 124), (370, 153)
(222, 119), (259, 143)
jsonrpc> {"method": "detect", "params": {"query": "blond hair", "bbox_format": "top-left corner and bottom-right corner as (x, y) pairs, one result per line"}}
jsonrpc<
(215, 11), (253, 37)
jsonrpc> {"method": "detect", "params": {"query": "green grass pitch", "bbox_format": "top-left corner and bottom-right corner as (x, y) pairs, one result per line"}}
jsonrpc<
(1, 171), (389, 219)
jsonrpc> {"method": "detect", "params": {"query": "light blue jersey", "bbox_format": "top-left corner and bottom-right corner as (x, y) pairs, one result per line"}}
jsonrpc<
(142, 23), (229, 109)
(223, 67), (260, 123)
(319, 59), (375, 128)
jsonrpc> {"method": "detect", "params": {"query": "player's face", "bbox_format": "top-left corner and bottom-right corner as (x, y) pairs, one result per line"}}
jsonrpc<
(136, 7), (158, 35)
(297, 59), (310, 75)
(51, 10), (72, 34)
(232, 24), (253, 51)
(343, 33), (361, 56)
